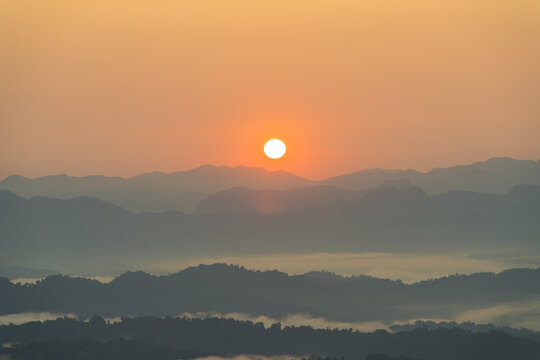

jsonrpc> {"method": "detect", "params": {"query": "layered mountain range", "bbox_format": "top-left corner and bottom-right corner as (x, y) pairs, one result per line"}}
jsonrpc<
(2, 157), (540, 335)
(2, 157), (539, 213)
(1, 157), (540, 275)
(1, 184), (539, 274)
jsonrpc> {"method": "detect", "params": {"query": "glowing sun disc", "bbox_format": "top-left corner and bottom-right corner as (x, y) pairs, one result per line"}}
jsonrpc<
(264, 139), (286, 159)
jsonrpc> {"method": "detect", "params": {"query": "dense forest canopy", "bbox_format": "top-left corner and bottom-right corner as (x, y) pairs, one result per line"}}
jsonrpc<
(2, 264), (540, 326)
(1, 316), (539, 360)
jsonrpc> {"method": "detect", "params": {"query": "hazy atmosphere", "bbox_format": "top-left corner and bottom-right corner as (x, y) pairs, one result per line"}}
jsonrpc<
(1, 1), (540, 360)
(1, 0), (540, 179)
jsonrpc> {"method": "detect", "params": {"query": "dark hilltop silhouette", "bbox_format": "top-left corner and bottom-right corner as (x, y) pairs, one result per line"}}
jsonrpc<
(2, 264), (540, 326)
(2, 316), (540, 360)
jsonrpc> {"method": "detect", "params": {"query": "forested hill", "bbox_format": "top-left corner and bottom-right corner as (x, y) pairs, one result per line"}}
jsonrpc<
(2, 264), (540, 323)
(1, 316), (540, 360)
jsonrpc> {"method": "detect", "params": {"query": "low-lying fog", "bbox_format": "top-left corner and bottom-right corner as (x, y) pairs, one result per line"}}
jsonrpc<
(8, 251), (540, 284)
(4, 297), (540, 331)
(178, 298), (540, 331)
(149, 251), (540, 283)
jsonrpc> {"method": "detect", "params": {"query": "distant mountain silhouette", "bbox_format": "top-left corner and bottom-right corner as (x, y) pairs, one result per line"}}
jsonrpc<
(1, 184), (540, 274)
(194, 185), (372, 214)
(2, 264), (540, 325)
(131, 165), (311, 192)
(0, 165), (310, 213)
(323, 157), (540, 194)
(1, 158), (539, 213)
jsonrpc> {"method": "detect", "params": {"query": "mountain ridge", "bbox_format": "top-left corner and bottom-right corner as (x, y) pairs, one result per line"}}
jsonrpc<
(1, 185), (540, 275)
(2, 157), (539, 213)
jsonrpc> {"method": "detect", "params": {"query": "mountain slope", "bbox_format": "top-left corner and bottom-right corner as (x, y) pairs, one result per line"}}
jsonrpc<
(1, 185), (540, 274)
(0, 165), (311, 213)
(323, 157), (540, 194)
(194, 185), (372, 214)
(2, 158), (539, 213)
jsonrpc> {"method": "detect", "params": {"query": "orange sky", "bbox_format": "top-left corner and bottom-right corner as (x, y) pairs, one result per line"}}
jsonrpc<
(1, 0), (539, 180)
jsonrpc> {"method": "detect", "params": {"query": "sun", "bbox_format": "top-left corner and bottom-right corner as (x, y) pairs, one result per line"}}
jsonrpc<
(264, 139), (286, 159)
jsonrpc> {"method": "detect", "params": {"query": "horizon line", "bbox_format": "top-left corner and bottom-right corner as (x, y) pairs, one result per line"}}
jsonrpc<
(1, 155), (539, 182)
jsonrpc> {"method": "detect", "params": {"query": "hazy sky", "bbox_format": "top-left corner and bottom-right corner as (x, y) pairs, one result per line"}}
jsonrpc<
(1, 0), (539, 179)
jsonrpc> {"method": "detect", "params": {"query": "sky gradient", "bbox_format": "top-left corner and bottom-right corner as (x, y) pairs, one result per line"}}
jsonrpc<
(1, 0), (539, 179)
